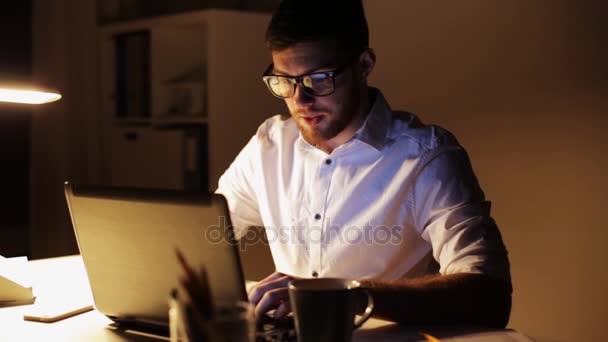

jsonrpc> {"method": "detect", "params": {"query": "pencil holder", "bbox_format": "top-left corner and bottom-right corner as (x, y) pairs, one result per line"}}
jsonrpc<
(170, 293), (254, 342)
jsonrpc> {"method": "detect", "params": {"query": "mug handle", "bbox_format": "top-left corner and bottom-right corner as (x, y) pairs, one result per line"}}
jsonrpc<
(353, 289), (374, 329)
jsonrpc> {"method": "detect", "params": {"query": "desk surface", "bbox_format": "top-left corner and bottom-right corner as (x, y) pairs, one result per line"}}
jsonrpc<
(0, 256), (532, 342)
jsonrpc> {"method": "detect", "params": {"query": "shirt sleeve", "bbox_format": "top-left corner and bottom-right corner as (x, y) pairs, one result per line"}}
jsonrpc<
(215, 135), (264, 239)
(414, 141), (511, 283)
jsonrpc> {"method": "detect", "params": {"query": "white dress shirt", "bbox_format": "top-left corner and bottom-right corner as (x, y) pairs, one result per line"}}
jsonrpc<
(217, 88), (510, 282)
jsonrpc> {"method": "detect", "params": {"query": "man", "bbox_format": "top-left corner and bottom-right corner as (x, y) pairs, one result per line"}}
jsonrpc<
(217, 0), (512, 328)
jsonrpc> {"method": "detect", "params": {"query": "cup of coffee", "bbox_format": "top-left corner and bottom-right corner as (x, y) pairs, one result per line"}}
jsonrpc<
(288, 278), (374, 342)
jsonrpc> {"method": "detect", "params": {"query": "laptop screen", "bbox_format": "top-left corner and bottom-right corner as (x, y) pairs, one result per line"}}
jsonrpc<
(64, 182), (247, 327)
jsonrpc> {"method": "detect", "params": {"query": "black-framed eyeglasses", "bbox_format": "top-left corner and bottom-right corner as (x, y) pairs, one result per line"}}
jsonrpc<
(261, 59), (353, 98)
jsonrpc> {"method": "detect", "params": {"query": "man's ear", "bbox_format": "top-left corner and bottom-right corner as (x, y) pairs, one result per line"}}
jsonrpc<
(359, 48), (376, 80)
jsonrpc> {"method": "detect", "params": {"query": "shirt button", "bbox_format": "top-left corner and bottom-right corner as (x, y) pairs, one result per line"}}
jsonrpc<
(312, 271), (319, 277)
(325, 159), (332, 165)
(314, 213), (321, 220)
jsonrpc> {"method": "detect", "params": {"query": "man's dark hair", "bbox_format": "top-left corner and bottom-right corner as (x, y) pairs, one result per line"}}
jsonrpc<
(266, 0), (369, 56)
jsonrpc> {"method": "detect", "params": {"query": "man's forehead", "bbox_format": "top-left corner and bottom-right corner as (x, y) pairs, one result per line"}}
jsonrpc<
(271, 41), (347, 73)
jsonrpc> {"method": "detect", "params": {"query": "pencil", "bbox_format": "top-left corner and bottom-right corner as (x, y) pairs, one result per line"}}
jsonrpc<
(174, 248), (214, 319)
(175, 248), (197, 281)
(419, 331), (442, 342)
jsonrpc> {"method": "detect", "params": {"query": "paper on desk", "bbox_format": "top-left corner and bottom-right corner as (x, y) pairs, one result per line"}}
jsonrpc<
(0, 255), (36, 306)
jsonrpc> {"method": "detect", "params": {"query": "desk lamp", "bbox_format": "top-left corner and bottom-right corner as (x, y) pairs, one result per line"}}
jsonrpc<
(0, 82), (61, 307)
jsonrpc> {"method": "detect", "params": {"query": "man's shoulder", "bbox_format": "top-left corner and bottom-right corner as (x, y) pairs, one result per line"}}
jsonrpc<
(389, 111), (460, 152)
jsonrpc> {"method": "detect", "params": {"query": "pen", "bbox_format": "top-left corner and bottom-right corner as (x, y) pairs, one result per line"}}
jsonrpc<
(174, 248), (214, 319)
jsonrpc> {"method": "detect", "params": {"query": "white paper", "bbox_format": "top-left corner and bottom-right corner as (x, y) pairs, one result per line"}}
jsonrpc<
(0, 255), (35, 306)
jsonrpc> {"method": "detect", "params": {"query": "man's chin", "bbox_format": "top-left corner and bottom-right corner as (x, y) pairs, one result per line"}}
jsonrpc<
(298, 126), (325, 146)
(303, 128), (344, 148)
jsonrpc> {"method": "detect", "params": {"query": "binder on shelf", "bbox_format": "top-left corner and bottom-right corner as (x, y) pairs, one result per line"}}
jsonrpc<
(182, 125), (208, 192)
(115, 31), (150, 119)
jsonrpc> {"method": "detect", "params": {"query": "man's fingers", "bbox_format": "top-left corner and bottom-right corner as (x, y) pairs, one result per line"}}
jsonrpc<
(245, 272), (300, 320)
(260, 271), (286, 283)
(272, 300), (292, 319)
(249, 275), (293, 305)
(254, 287), (289, 320)
(247, 272), (285, 298)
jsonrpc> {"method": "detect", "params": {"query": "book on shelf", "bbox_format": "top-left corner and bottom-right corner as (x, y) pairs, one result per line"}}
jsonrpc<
(115, 31), (150, 119)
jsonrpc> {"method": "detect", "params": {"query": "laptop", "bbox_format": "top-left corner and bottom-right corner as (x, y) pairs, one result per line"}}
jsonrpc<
(64, 182), (251, 332)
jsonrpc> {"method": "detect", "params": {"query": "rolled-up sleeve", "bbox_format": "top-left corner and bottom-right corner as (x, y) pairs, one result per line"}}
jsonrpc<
(216, 135), (264, 238)
(414, 143), (511, 283)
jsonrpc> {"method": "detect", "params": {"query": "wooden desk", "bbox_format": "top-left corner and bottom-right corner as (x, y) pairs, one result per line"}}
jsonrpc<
(0, 256), (532, 342)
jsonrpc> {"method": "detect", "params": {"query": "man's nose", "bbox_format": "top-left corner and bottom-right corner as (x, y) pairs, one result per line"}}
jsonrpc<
(292, 82), (314, 106)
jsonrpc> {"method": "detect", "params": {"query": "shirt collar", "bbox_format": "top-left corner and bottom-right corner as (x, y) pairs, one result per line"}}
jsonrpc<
(353, 87), (392, 151)
(295, 87), (393, 152)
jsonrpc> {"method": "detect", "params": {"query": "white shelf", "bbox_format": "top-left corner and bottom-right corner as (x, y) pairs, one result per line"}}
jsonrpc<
(113, 116), (208, 127)
(98, 9), (267, 34)
(151, 115), (207, 127)
(113, 117), (151, 126)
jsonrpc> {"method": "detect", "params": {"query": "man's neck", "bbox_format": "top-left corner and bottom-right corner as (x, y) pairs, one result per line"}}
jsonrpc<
(316, 88), (374, 154)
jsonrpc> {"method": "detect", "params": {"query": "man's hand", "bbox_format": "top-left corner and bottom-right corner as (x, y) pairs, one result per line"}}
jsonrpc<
(248, 272), (297, 320)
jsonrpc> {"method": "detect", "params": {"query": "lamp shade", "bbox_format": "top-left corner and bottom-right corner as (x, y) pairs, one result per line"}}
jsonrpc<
(0, 84), (61, 105)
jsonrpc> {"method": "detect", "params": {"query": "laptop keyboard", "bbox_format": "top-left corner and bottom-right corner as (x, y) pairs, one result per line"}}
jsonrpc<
(256, 315), (296, 342)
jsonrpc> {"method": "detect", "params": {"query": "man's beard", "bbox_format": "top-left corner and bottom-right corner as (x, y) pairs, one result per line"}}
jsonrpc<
(295, 109), (354, 146)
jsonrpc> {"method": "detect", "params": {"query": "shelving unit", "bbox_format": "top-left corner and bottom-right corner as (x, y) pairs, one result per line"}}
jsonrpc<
(100, 12), (208, 124)
(98, 9), (285, 191)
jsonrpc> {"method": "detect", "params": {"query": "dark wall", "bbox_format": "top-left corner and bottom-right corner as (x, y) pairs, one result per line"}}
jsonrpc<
(365, 1), (607, 340)
(0, 1), (32, 257)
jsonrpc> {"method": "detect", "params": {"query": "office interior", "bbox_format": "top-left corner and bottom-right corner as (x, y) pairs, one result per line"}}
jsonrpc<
(0, 1), (606, 341)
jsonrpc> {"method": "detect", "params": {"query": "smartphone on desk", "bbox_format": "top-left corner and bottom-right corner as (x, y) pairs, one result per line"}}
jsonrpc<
(23, 302), (94, 323)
